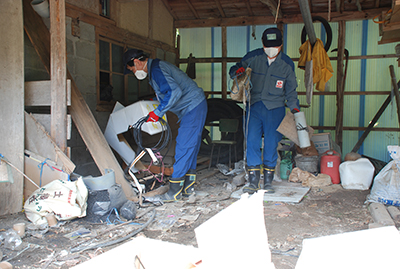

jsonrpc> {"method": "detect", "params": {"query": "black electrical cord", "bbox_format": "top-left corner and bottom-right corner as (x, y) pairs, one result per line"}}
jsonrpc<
(129, 116), (172, 161)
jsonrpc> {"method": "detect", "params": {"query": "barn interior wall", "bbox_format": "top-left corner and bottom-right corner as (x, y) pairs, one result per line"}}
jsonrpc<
(178, 20), (400, 163)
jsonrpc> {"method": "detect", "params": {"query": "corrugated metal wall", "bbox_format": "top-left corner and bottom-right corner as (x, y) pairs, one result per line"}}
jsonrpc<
(179, 20), (400, 162)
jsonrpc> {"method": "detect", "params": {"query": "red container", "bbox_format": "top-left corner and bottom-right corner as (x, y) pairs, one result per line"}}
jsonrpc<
(320, 150), (341, 184)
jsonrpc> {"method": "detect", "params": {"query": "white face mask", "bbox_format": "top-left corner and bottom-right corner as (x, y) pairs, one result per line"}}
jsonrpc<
(134, 61), (148, 80)
(264, 47), (280, 58)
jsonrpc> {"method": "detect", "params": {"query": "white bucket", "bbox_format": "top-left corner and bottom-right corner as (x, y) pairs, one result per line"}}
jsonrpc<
(31, 0), (49, 18)
(294, 111), (311, 148)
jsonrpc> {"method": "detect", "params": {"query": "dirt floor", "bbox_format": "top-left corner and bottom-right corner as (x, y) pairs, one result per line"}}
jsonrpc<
(0, 167), (384, 269)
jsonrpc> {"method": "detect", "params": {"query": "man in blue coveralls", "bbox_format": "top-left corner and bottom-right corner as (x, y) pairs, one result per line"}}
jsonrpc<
(229, 27), (300, 194)
(123, 49), (207, 202)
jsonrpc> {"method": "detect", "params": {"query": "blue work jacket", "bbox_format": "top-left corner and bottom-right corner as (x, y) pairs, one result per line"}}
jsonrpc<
(148, 58), (205, 120)
(229, 48), (299, 111)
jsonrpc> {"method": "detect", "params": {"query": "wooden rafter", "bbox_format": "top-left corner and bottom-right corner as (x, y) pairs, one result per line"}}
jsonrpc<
(174, 8), (387, 28)
(215, 0), (226, 17)
(245, 0), (254, 16)
(160, 0), (178, 20)
(185, 0), (200, 19)
(259, 0), (282, 18)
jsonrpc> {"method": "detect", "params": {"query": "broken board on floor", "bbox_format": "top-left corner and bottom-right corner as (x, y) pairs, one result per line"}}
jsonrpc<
(231, 181), (310, 203)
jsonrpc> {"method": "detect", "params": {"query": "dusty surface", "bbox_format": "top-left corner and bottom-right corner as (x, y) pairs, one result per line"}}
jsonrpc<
(0, 168), (382, 269)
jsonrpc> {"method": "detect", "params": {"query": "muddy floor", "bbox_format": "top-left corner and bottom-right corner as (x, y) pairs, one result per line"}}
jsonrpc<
(0, 168), (382, 269)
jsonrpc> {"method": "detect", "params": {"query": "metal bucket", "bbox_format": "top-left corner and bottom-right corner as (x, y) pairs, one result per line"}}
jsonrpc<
(294, 155), (319, 173)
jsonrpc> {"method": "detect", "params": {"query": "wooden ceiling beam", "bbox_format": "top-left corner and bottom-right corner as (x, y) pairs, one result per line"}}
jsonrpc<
(245, 0), (254, 16)
(185, 0), (200, 19)
(174, 8), (387, 28)
(259, 0), (282, 18)
(160, 0), (178, 20)
(215, 0), (226, 17)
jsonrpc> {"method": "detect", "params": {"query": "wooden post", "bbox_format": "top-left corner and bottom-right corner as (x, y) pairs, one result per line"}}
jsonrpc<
(335, 21), (345, 149)
(23, 0), (135, 199)
(389, 65), (400, 127)
(0, 0), (24, 214)
(222, 26), (227, 99)
(50, 0), (67, 154)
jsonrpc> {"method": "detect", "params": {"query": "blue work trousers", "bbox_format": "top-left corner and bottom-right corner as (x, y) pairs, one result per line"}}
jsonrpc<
(246, 101), (285, 168)
(171, 99), (207, 178)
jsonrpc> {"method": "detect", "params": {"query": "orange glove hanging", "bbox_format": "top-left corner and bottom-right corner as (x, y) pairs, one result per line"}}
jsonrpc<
(146, 111), (159, 122)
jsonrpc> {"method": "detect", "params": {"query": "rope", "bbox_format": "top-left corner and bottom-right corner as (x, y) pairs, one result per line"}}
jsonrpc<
(38, 158), (53, 187)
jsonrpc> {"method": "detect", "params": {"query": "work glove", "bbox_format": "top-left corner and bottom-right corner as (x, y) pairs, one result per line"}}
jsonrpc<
(235, 67), (245, 76)
(291, 108), (300, 114)
(146, 111), (159, 122)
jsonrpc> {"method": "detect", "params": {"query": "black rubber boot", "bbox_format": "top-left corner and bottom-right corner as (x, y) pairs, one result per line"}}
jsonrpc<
(243, 166), (261, 194)
(182, 169), (196, 197)
(158, 177), (184, 202)
(263, 166), (275, 193)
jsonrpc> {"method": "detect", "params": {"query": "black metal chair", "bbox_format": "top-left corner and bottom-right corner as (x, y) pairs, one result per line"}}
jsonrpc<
(208, 118), (239, 169)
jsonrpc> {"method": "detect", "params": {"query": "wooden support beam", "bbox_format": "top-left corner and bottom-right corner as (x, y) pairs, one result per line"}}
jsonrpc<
(148, 0), (153, 39)
(245, 0), (254, 17)
(25, 80), (71, 106)
(222, 26), (227, 99)
(160, 0), (178, 20)
(335, 20), (345, 149)
(184, 0), (200, 19)
(259, 0), (282, 18)
(50, 0), (67, 153)
(215, 0), (226, 17)
(352, 81), (400, 153)
(389, 65), (400, 127)
(174, 8), (387, 28)
(23, 0), (135, 199)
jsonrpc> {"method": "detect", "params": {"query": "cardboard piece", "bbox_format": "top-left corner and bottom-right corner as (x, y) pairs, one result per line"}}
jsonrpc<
(295, 226), (400, 269)
(24, 150), (69, 199)
(310, 133), (331, 154)
(277, 111), (313, 146)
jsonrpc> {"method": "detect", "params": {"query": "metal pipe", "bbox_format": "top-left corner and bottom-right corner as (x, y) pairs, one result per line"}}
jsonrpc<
(298, 0), (316, 46)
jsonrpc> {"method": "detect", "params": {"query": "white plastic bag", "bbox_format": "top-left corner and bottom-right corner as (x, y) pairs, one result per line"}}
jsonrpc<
(24, 178), (88, 225)
(366, 145), (400, 206)
(339, 158), (375, 190)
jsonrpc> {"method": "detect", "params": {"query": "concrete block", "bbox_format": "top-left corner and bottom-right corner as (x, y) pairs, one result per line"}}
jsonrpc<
(66, 38), (75, 57)
(76, 41), (96, 60)
(79, 21), (95, 42)
(387, 206), (400, 223)
(368, 202), (395, 226)
(75, 75), (96, 95)
(74, 58), (96, 79)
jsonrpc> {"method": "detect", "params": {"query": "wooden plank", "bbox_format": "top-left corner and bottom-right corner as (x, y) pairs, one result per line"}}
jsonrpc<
(32, 114), (72, 140)
(50, 0), (67, 153)
(25, 80), (71, 106)
(23, 0), (136, 199)
(25, 112), (75, 174)
(0, 0), (24, 215)
(389, 65), (400, 127)
(222, 26), (227, 99)
(335, 21), (345, 149)
(174, 9), (387, 28)
(351, 89), (398, 153)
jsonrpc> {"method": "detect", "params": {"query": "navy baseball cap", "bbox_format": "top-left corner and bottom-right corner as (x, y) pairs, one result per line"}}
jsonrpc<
(123, 49), (146, 74)
(262, 28), (283, 47)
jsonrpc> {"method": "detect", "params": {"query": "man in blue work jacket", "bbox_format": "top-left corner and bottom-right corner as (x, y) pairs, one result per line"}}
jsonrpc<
(229, 27), (300, 194)
(123, 49), (207, 202)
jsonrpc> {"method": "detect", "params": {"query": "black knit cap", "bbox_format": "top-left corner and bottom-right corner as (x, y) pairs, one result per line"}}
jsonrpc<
(123, 49), (146, 74)
(262, 27), (283, 47)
